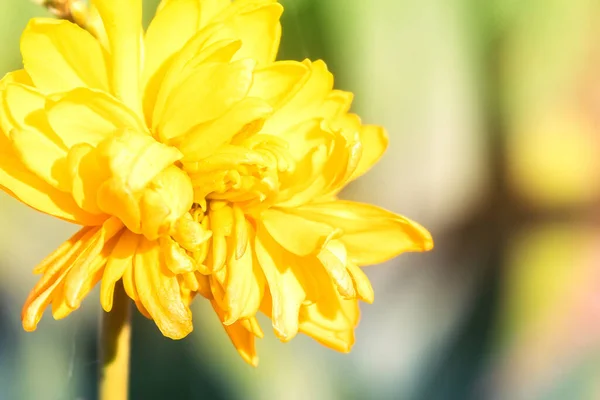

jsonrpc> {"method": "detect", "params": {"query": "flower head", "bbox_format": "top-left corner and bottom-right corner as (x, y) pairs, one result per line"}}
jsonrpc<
(1, 0), (433, 365)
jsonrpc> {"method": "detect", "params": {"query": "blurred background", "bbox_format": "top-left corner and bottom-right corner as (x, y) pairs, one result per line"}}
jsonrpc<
(1, 0), (600, 399)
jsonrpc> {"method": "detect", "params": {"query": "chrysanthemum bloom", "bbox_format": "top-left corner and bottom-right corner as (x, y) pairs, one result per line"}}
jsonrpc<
(0, 0), (432, 365)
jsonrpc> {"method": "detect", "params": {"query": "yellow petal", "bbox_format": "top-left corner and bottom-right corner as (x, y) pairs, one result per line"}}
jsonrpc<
(52, 219), (122, 319)
(304, 260), (356, 330)
(262, 60), (333, 133)
(147, 22), (241, 127)
(121, 256), (151, 319)
(233, 205), (248, 259)
(207, 202), (233, 272)
(240, 316), (264, 338)
(321, 90), (354, 118)
(32, 228), (88, 274)
(170, 212), (212, 252)
(211, 300), (259, 366)
(223, 222), (264, 324)
(209, 274), (227, 309)
(160, 236), (196, 274)
(92, 0), (142, 112)
(66, 143), (110, 215)
(9, 128), (69, 191)
(222, 236), (253, 323)
(0, 135), (104, 225)
(277, 126), (358, 207)
(219, 0), (282, 66)
(0, 69), (32, 88)
(138, 166), (194, 239)
(262, 208), (340, 256)
(173, 98), (272, 160)
(299, 319), (355, 353)
(156, 0), (229, 15)
(47, 88), (147, 149)
(20, 19), (109, 93)
(1, 83), (63, 150)
(63, 217), (123, 308)
(255, 223), (306, 341)
(1, 84), (69, 189)
(143, 0), (229, 92)
(96, 129), (182, 193)
(101, 229), (140, 311)
(194, 272), (213, 299)
(95, 129), (185, 234)
(293, 201), (433, 265)
(349, 124), (388, 182)
(248, 61), (310, 109)
(133, 238), (193, 339)
(346, 262), (374, 304)
(298, 285), (359, 352)
(22, 226), (98, 330)
(0, 72), (104, 224)
(156, 58), (255, 140)
(50, 281), (75, 320)
(316, 241), (356, 299)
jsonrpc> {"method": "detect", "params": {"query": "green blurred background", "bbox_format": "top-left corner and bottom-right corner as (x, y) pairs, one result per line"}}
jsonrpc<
(2, 0), (600, 399)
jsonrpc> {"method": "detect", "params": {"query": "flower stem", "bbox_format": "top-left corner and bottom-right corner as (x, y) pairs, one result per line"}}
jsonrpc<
(99, 282), (131, 400)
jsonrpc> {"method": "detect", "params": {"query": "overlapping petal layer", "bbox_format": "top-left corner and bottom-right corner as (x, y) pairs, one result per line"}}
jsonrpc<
(0, 0), (433, 365)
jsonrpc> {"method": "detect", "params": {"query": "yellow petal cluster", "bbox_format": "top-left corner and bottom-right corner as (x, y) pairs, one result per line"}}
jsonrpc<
(0, 0), (433, 365)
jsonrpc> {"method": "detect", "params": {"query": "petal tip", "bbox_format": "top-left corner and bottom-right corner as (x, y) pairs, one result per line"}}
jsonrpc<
(242, 353), (259, 367)
(274, 327), (296, 343)
(417, 229), (434, 252)
(21, 310), (40, 332)
(163, 323), (193, 340)
(22, 320), (38, 332)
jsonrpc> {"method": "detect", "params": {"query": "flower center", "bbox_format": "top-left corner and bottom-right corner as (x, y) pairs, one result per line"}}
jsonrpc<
(71, 129), (211, 256)
(183, 134), (295, 214)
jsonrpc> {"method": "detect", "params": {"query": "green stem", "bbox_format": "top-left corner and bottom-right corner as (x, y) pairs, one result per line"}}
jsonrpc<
(99, 282), (131, 400)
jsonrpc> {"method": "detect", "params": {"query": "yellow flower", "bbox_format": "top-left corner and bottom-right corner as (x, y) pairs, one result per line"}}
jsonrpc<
(0, 0), (433, 365)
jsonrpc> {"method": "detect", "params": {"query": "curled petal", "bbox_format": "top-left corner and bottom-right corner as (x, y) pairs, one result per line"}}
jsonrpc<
(346, 262), (374, 304)
(262, 60), (333, 133)
(350, 124), (388, 181)
(316, 241), (356, 299)
(291, 201), (433, 265)
(92, 0), (142, 111)
(144, 0), (229, 92)
(211, 300), (259, 367)
(121, 254), (151, 319)
(0, 81), (104, 223)
(240, 316), (264, 339)
(62, 217), (123, 309)
(21, 217), (121, 330)
(9, 128), (69, 191)
(160, 236), (196, 274)
(23, 227), (94, 330)
(262, 208), (340, 256)
(1, 83), (62, 150)
(147, 23), (241, 127)
(133, 238), (193, 339)
(157, 58), (255, 139)
(1, 84), (69, 190)
(174, 98), (272, 161)
(248, 61), (310, 109)
(218, 0), (282, 66)
(298, 284), (360, 353)
(255, 223), (306, 341)
(0, 139), (105, 225)
(101, 229), (140, 311)
(222, 221), (265, 324)
(20, 19), (109, 93)
(47, 88), (148, 149)
(321, 90), (354, 119)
